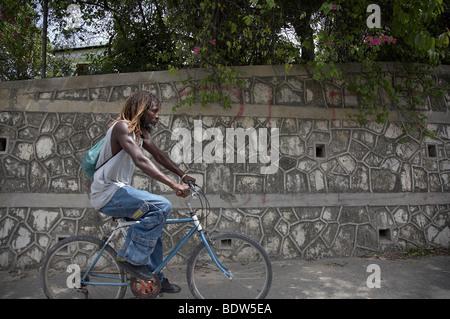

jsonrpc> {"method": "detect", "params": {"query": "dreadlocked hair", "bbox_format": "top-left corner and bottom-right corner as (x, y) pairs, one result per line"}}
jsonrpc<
(110, 90), (159, 142)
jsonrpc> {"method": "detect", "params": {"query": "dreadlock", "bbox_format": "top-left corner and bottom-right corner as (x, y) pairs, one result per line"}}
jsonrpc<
(110, 90), (159, 142)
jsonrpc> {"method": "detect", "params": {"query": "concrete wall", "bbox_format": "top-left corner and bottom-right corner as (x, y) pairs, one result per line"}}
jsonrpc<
(1, 64), (449, 269)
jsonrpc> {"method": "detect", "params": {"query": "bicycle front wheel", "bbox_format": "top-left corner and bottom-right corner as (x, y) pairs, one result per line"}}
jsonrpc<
(40, 235), (127, 299)
(187, 232), (272, 299)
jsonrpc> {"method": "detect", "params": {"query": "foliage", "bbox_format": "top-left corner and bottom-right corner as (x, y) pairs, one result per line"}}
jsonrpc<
(0, 0), (43, 81)
(0, 0), (74, 81)
(1, 0), (449, 137)
(308, 0), (449, 137)
(165, 0), (302, 110)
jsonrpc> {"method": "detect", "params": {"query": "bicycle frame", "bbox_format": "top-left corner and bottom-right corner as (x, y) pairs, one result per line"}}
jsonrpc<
(81, 185), (232, 288)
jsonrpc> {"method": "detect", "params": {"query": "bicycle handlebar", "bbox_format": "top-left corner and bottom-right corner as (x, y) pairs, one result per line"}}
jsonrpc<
(176, 181), (197, 197)
(175, 182), (210, 220)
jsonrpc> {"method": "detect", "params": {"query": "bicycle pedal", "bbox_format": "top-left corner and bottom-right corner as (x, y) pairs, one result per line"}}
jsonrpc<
(130, 276), (161, 299)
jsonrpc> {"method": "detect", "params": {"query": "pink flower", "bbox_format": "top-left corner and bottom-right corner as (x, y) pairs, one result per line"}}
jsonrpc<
(210, 39), (216, 45)
(367, 36), (381, 46)
(194, 46), (200, 55)
(331, 4), (339, 10)
(328, 40), (333, 45)
(365, 35), (397, 46)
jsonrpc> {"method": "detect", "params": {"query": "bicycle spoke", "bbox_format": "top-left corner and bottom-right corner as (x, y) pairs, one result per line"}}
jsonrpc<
(41, 236), (127, 299)
(187, 232), (272, 299)
(41, 184), (272, 300)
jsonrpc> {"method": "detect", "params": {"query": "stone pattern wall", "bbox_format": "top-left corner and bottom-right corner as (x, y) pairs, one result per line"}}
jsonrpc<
(1, 65), (449, 269)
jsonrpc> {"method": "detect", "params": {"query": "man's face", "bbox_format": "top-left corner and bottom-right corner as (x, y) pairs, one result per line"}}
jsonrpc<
(142, 103), (160, 127)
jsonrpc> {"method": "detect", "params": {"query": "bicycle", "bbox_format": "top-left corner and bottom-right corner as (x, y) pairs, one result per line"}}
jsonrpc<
(40, 183), (272, 299)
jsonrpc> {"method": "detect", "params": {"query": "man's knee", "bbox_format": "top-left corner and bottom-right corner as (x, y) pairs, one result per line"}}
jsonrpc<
(150, 195), (171, 216)
(141, 197), (171, 221)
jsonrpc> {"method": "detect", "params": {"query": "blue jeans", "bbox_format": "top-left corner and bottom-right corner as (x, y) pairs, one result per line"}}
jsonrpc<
(99, 186), (172, 280)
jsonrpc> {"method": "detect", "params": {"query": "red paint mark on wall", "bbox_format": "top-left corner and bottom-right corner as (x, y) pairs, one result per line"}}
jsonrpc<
(267, 89), (273, 127)
(236, 196), (252, 208)
(234, 89), (245, 117)
(329, 90), (340, 104)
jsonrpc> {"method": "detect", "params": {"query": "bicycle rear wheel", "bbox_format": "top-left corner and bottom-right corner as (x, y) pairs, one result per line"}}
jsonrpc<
(41, 235), (127, 299)
(187, 232), (272, 299)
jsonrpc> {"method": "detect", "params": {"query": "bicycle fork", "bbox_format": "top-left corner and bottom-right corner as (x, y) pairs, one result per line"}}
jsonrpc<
(184, 198), (232, 280)
(199, 230), (233, 280)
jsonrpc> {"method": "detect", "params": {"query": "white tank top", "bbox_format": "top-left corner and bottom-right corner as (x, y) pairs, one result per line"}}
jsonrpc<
(89, 121), (141, 210)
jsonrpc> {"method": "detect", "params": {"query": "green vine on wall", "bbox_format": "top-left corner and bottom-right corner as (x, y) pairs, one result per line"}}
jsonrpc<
(167, 0), (297, 112)
(170, 64), (246, 112)
(309, 1), (449, 138)
(175, 1), (448, 142)
(344, 61), (447, 139)
(167, 0), (448, 140)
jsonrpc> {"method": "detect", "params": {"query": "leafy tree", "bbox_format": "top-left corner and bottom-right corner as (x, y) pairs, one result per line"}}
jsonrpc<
(0, 1), (43, 80)
(48, 0), (302, 73)
(308, 0), (449, 136)
(2, 0), (449, 137)
(0, 0), (75, 81)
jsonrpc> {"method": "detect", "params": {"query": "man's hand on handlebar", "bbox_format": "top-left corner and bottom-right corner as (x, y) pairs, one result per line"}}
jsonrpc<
(175, 174), (196, 197)
(174, 184), (190, 197)
(181, 174), (196, 185)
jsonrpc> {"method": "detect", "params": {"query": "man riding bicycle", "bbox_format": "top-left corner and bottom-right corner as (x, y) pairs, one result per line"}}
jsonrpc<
(90, 90), (195, 293)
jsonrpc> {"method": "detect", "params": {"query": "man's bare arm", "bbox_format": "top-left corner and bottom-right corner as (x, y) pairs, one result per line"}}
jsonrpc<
(142, 134), (196, 184)
(111, 122), (188, 195)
